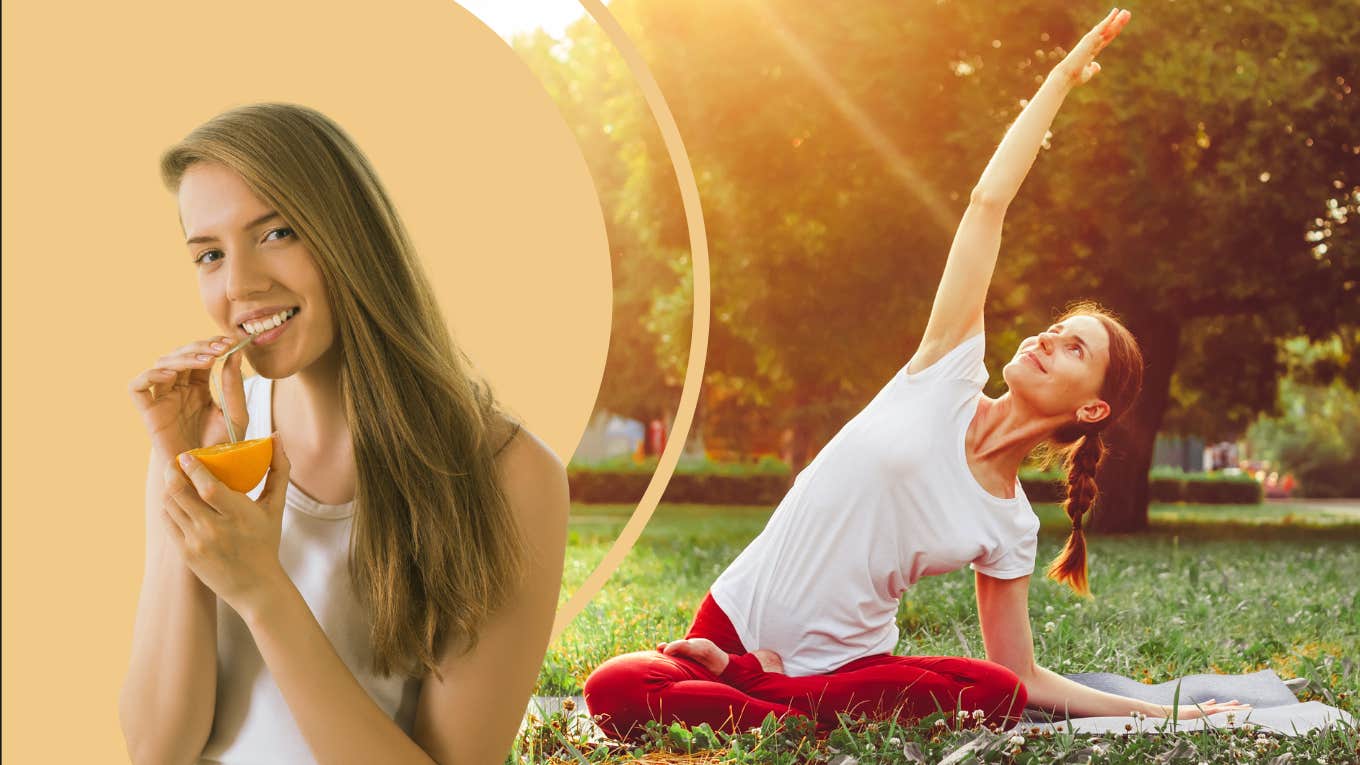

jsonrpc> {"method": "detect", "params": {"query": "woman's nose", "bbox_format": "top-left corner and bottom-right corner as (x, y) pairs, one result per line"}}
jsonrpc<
(225, 251), (271, 301)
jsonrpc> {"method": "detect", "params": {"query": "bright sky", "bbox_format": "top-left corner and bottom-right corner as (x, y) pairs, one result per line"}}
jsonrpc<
(455, 0), (600, 41)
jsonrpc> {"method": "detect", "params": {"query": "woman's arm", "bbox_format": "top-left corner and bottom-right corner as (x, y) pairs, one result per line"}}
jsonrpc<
(118, 446), (218, 765)
(909, 9), (1131, 373)
(214, 432), (568, 765)
(975, 572), (1249, 719)
(411, 433), (569, 764)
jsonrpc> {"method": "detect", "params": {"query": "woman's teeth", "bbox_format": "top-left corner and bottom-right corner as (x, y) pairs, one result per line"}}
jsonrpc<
(241, 307), (299, 335)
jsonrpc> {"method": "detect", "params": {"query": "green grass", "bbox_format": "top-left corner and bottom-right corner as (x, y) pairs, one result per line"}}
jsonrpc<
(518, 503), (1360, 762)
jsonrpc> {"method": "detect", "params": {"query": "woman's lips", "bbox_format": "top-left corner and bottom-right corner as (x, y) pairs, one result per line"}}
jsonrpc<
(248, 310), (298, 346)
(1024, 351), (1046, 373)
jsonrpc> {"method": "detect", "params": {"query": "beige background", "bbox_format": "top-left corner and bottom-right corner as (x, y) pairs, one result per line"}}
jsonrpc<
(0, 0), (614, 759)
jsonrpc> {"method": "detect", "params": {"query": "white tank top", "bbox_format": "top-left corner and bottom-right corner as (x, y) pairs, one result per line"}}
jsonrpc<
(709, 333), (1041, 677)
(199, 375), (422, 764)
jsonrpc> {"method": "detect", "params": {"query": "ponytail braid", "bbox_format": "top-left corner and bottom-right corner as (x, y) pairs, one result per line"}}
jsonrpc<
(1045, 430), (1104, 597)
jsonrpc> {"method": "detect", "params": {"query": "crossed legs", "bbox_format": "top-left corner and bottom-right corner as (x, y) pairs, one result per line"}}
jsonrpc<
(583, 593), (1027, 741)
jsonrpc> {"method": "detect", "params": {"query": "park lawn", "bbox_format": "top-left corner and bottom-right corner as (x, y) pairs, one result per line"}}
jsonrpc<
(517, 502), (1359, 762)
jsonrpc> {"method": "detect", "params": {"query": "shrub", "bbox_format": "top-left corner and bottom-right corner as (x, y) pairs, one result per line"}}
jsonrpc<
(569, 466), (1262, 505)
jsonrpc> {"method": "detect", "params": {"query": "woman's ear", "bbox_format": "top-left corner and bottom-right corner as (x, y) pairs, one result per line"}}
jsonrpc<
(1076, 399), (1111, 426)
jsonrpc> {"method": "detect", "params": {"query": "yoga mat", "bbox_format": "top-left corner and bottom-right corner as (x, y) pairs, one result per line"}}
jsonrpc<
(1018, 669), (1355, 736)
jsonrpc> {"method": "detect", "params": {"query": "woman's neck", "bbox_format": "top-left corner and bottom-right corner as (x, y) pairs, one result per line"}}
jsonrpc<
(967, 392), (1069, 481)
(274, 345), (350, 448)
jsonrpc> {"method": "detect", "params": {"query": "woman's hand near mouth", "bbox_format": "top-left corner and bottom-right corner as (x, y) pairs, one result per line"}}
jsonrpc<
(129, 335), (250, 458)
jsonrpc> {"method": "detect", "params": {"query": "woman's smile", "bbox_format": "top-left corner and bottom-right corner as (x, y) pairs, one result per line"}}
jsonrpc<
(239, 306), (301, 346)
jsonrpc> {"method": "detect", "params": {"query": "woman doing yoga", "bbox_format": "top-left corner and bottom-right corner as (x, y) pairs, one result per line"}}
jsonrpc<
(583, 8), (1251, 741)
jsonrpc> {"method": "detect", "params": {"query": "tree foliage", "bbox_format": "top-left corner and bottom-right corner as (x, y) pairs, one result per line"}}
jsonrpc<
(517, 0), (1359, 526)
(1247, 332), (1360, 497)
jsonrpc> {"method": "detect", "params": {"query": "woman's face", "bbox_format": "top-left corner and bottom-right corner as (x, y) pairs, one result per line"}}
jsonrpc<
(1001, 313), (1112, 426)
(178, 161), (336, 380)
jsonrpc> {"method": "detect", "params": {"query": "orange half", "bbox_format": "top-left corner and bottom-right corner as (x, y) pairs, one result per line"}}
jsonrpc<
(181, 436), (274, 493)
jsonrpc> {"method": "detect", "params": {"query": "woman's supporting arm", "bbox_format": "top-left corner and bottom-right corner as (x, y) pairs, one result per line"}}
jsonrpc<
(119, 447), (219, 765)
(975, 572), (1162, 717)
(910, 9), (1130, 371)
(975, 571), (1249, 720)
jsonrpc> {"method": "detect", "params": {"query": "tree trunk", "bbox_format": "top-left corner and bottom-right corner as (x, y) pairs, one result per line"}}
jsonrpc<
(783, 392), (814, 492)
(1091, 312), (1182, 533)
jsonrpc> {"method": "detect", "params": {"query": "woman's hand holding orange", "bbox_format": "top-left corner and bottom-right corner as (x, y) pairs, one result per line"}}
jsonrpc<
(161, 433), (293, 616)
(1052, 8), (1131, 88)
(128, 334), (249, 459)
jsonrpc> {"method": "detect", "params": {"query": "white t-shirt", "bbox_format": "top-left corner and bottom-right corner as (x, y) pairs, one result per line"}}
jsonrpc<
(709, 333), (1040, 677)
(199, 375), (422, 765)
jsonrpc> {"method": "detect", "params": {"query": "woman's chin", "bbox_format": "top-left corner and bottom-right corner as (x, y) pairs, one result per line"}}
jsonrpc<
(243, 352), (297, 379)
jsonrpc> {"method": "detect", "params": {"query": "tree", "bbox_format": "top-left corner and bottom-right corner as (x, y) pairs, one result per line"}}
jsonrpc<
(513, 24), (691, 427)
(521, 0), (1359, 528)
(962, 0), (1359, 528)
(1246, 332), (1360, 498)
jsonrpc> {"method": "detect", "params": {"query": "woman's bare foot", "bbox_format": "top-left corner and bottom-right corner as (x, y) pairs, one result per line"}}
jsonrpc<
(658, 638), (729, 675)
(658, 639), (787, 676)
(751, 648), (784, 674)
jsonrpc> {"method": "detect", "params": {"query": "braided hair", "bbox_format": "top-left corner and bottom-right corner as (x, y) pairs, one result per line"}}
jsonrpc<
(1044, 423), (1104, 596)
(1042, 303), (1144, 597)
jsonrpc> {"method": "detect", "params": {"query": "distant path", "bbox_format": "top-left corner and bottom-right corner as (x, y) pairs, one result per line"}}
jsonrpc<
(1265, 497), (1360, 519)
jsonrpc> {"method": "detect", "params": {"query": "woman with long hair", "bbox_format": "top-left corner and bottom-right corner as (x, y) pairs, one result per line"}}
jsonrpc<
(584, 8), (1250, 740)
(119, 103), (570, 764)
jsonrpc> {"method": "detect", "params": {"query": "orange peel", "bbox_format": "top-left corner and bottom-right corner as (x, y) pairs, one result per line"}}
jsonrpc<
(179, 436), (273, 493)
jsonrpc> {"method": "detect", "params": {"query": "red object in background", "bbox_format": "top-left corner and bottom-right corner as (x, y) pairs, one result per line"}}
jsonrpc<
(646, 419), (667, 456)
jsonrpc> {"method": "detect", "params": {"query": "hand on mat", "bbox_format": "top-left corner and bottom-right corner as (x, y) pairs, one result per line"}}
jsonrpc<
(161, 434), (291, 614)
(658, 639), (785, 676)
(1053, 7), (1131, 87)
(1155, 698), (1254, 720)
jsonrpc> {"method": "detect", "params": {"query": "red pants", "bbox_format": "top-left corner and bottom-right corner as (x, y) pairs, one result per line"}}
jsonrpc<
(583, 593), (1027, 741)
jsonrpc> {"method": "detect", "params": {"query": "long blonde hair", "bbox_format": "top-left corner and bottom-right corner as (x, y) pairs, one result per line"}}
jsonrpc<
(161, 103), (524, 678)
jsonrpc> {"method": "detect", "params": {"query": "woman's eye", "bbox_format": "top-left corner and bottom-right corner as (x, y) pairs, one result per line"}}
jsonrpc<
(194, 250), (223, 265)
(265, 227), (295, 242)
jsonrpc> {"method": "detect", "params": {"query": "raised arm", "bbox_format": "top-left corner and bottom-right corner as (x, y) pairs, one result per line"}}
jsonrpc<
(909, 8), (1131, 374)
(975, 572), (1250, 720)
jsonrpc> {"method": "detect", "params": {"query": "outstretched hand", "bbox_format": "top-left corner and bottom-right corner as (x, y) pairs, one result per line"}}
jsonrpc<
(1054, 7), (1132, 87)
(1156, 697), (1254, 721)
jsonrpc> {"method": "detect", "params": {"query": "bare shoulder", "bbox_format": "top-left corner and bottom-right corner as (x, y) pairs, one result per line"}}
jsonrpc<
(495, 422), (565, 481)
(494, 423), (570, 528)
